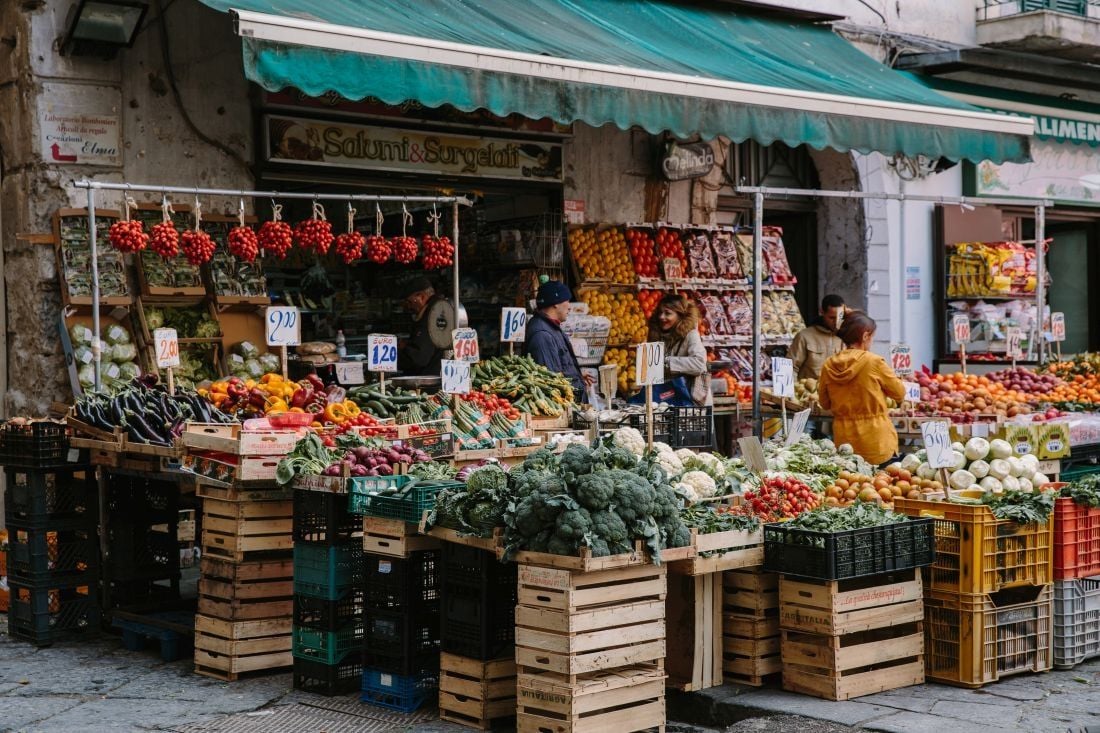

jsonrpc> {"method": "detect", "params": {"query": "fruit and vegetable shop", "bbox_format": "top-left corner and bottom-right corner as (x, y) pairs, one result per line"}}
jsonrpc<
(4, 0), (1100, 726)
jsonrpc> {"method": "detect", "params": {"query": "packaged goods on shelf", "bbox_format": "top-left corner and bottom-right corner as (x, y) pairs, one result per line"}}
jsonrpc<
(761, 293), (786, 338)
(947, 241), (1039, 298)
(714, 231), (746, 280)
(699, 295), (734, 336)
(725, 294), (753, 337)
(761, 228), (796, 285)
(771, 291), (806, 336)
(686, 230), (718, 278)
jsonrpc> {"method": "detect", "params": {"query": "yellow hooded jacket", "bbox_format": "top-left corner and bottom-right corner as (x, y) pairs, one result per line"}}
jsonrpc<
(817, 350), (906, 466)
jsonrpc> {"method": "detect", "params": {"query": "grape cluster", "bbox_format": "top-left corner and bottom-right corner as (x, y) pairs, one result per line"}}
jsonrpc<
(334, 231), (365, 264)
(181, 229), (216, 266)
(108, 220), (148, 253)
(294, 219), (334, 255)
(228, 226), (259, 262)
(149, 221), (180, 258)
(257, 220), (293, 259)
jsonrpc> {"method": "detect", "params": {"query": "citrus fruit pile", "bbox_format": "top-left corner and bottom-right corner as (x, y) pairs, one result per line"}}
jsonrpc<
(601, 347), (636, 395)
(581, 291), (647, 345)
(569, 227), (635, 284)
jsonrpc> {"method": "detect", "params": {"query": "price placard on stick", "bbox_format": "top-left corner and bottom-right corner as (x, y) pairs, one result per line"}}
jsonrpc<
(441, 359), (471, 395)
(738, 436), (768, 474)
(367, 334), (398, 373)
(662, 258), (683, 281)
(154, 328), (180, 369)
(1052, 312), (1066, 342)
(785, 408), (811, 447)
(1006, 327), (1023, 360)
(452, 328), (480, 363)
(500, 308), (527, 343)
(635, 342), (665, 387)
(890, 343), (913, 377)
(903, 381), (922, 403)
(952, 315), (971, 345)
(265, 306), (301, 347)
(921, 420), (954, 469)
(771, 357), (794, 398)
(335, 361), (365, 385)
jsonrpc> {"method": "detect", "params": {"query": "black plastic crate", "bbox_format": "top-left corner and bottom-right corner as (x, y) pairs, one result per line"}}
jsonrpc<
(3, 468), (97, 525)
(362, 648), (440, 677)
(364, 550), (440, 611)
(627, 410), (673, 445)
(105, 525), (179, 581)
(8, 581), (100, 646)
(105, 475), (179, 520)
(363, 607), (440, 674)
(105, 578), (180, 610)
(293, 654), (364, 696)
(440, 543), (516, 660)
(763, 518), (936, 581)
(293, 489), (362, 545)
(294, 588), (365, 631)
(674, 406), (714, 449)
(6, 522), (99, 585)
(0, 422), (71, 468)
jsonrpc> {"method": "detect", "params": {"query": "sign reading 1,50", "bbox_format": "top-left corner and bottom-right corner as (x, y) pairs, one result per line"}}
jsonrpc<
(265, 306), (301, 347)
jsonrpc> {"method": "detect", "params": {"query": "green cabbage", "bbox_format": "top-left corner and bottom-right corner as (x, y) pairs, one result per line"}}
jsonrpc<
(237, 341), (260, 358)
(105, 324), (131, 345)
(110, 343), (137, 363)
(259, 353), (280, 374)
(118, 362), (141, 381)
(70, 324), (93, 346)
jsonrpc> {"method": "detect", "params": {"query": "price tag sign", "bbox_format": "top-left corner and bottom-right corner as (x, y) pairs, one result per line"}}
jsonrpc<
(1052, 312), (1066, 343)
(921, 420), (955, 469)
(367, 334), (398, 373)
(771, 357), (794, 398)
(452, 328), (480, 363)
(635, 342), (665, 387)
(890, 343), (913, 377)
(500, 308), (527, 343)
(1006, 327), (1023, 360)
(903, 381), (922, 403)
(335, 361), (365, 385)
(153, 328), (180, 369)
(738, 436), (768, 474)
(952, 314), (971, 345)
(662, 258), (683, 281)
(441, 359), (471, 395)
(784, 408), (812, 447)
(265, 306), (301, 347)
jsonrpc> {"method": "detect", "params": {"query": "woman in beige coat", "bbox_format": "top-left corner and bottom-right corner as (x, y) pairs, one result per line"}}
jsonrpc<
(647, 294), (712, 406)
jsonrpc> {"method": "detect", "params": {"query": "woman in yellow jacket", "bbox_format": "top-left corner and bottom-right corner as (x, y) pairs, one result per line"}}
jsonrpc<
(817, 311), (906, 467)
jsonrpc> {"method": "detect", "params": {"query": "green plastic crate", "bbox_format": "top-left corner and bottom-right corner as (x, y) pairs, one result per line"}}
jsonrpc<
(347, 475), (411, 515)
(292, 622), (364, 665)
(350, 479), (459, 523)
(1060, 464), (1100, 483)
(293, 543), (365, 600)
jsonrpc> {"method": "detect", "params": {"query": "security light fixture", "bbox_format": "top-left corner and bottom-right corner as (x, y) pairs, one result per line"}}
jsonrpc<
(61, 0), (148, 59)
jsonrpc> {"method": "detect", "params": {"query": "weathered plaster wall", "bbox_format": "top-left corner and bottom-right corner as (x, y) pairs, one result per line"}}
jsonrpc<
(563, 123), (654, 224)
(1, 1), (252, 414)
(810, 148), (867, 313)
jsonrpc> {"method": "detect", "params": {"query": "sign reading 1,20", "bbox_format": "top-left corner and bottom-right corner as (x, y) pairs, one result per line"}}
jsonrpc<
(265, 306), (301, 347)
(367, 334), (398, 373)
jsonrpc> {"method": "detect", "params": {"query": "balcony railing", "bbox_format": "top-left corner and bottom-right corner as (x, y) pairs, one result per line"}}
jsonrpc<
(979, 0), (1100, 21)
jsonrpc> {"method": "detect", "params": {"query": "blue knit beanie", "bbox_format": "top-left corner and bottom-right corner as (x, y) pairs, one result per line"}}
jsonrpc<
(536, 280), (572, 308)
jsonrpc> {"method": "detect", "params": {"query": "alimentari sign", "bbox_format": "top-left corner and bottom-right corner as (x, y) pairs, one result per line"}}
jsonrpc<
(264, 115), (562, 181)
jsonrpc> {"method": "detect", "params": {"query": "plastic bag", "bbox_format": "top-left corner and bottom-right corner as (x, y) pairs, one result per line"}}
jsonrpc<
(106, 324), (131, 345)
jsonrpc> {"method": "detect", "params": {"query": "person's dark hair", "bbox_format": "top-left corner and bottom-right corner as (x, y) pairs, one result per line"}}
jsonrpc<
(837, 311), (875, 346)
(821, 294), (844, 311)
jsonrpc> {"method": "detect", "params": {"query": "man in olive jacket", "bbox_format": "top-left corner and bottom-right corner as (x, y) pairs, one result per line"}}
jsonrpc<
(524, 280), (588, 397)
(788, 294), (844, 381)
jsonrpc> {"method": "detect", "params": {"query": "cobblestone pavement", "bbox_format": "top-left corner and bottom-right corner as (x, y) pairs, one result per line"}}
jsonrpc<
(0, 621), (1096, 733)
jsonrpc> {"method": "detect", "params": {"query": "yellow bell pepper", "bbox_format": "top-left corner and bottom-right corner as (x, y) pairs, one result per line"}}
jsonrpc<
(245, 379), (257, 390)
(211, 381), (229, 395)
(265, 397), (289, 415)
(260, 373), (282, 385)
(323, 402), (349, 424)
(343, 400), (361, 418)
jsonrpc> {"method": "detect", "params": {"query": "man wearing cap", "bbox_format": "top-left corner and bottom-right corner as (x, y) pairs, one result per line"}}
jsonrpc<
(398, 277), (442, 376)
(525, 281), (590, 397)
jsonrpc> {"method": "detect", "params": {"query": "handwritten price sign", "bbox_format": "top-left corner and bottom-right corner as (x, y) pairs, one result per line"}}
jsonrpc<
(1006, 327), (1023, 360)
(635, 342), (665, 387)
(904, 381), (922, 403)
(335, 362), (365, 385)
(154, 328), (180, 369)
(265, 306), (301, 347)
(500, 308), (527, 343)
(890, 343), (913, 377)
(921, 420), (954, 469)
(367, 334), (398, 373)
(441, 359), (471, 394)
(1052, 312), (1066, 343)
(662, 258), (683, 281)
(771, 357), (794, 399)
(952, 314), (971, 345)
(452, 328), (480, 363)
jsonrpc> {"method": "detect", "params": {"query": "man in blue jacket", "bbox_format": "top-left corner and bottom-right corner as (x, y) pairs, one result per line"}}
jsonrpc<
(524, 280), (589, 397)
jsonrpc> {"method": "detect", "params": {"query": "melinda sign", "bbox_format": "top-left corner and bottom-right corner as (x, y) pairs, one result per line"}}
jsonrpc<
(264, 115), (562, 181)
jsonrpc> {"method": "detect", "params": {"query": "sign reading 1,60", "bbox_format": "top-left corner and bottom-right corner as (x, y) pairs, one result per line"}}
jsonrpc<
(265, 306), (301, 347)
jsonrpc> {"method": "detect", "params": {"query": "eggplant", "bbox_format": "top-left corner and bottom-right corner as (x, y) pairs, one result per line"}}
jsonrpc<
(123, 409), (169, 445)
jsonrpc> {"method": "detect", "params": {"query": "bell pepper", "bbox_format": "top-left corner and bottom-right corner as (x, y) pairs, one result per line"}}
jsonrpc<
(343, 400), (361, 418)
(290, 385), (313, 409)
(305, 374), (325, 392)
(265, 397), (288, 414)
(324, 402), (349, 424)
(260, 373), (282, 385)
(245, 379), (257, 390)
(248, 388), (268, 409)
(289, 407), (306, 414)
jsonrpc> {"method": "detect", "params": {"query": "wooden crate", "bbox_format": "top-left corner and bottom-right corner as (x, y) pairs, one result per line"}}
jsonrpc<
(515, 564), (666, 678)
(200, 497), (293, 562)
(182, 422), (306, 456)
(779, 569), (923, 636)
(669, 527), (763, 576)
(194, 613), (292, 682)
(723, 568), (779, 618)
(665, 573), (722, 691)
(439, 653), (517, 730)
(363, 516), (441, 557)
(781, 622), (925, 701)
(722, 568), (780, 687)
(197, 556), (294, 622)
(516, 666), (665, 733)
(195, 481), (293, 503)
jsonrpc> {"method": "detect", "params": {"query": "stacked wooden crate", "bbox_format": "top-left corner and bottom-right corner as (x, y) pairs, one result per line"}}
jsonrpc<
(514, 557), (667, 733)
(184, 424), (297, 681)
(722, 568), (780, 686)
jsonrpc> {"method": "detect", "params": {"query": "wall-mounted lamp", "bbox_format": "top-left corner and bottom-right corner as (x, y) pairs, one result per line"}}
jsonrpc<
(61, 0), (148, 59)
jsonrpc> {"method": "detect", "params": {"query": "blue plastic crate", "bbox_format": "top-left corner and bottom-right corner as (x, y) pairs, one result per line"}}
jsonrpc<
(360, 668), (437, 713)
(293, 543), (365, 600)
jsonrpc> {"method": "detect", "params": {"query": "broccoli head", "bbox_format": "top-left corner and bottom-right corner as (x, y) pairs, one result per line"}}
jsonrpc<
(522, 447), (559, 472)
(554, 508), (593, 542)
(466, 464), (508, 494)
(559, 443), (596, 484)
(547, 533), (578, 556)
(585, 537), (612, 557)
(590, 509), (630, 551)
(608, 469), (656, 523)
(513, 469), (566, 499)
(575, 473), (615, 511)
(509, 493), (574, 537)
(661, 518), (692, 549)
